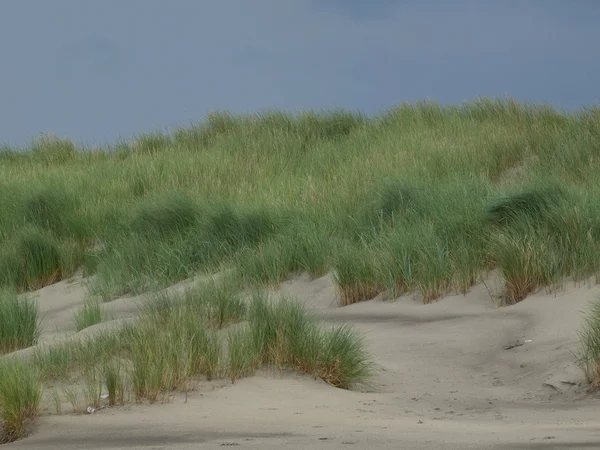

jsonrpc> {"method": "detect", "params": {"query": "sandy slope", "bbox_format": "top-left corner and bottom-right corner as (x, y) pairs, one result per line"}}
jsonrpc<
(6, 273), (600, 449)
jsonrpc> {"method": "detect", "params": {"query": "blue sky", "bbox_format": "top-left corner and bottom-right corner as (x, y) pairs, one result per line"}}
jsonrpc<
(1, 0), (599, 147)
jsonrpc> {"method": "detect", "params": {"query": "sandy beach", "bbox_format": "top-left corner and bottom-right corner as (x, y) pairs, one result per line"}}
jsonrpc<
(6, 272), (600, 449)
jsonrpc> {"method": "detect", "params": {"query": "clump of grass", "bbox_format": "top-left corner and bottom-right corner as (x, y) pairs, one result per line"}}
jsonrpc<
(332, 244), (384, 306)
(130, 193), (198, 238)
(102, 359), (125, 406)
(89, 231), (219, 300)
(490, 223), (560, 304)
(371, 179), (430, 224)
(577, 298), (600, 387)
(174, 111), (239, 149)
(127, 323), (189, 403)
(30, 133), (76, 165)
(1, 225), (75, 291)
(133, 131), (172, 154)
(205, 203), (279, 251)
(415, 240), (453, 303)
(32, 344), (75, 381)
(28, 287), (372, 421)
(195, 330), (223, 381)
(376, 228), (419, 297)
(318, 324), (373, 389)
(82, 367), (103, 409)
(349, 179), (430, 241)
(62, 385), (86, 414)
(0, 288), (41, 355)
(226, 326), (260, 383)
(73, 297), (104, 332)
(201, 283), (247, 330)
(248, 295), (373, 389)
(235, 221), (331, 285)
(124, 299), (228, 402)
(0, 358), (42, 443)
(21, 186), (85, 240)
(144, 279), (246, 330)
(485, 186), (568, 228)
(295, 109), (365, 141)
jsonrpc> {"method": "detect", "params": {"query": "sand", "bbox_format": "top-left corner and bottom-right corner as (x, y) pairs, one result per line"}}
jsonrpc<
(6, 272), (600, 449)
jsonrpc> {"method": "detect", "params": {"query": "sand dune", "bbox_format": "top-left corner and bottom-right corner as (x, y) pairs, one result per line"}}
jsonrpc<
(7, 273), (600, 449)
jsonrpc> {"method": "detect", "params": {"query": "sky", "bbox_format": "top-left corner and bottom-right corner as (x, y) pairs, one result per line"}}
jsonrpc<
(1, 0), (599, 147)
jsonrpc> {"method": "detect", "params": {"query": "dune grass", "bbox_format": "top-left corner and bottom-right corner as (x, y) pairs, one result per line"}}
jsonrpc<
(0, 358), (42, 443)
(4, 99), (600, 435)
(73, 296), (105, 332)
(577, 298), (600, 388)
(0, 289), (41, 355)
(3, 99), (600, 306)
(28, 282), (372, 417)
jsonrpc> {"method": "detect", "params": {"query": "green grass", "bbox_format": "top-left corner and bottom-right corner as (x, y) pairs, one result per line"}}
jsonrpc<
(27, 283), (373, 416)
(3, 98), (600, 439)
(247, 295), (372, 388)
(0, 289), (41, 355)
(0, 358), (42, 443)
(577, 298), (600, 387)
(73, 297), (105, 332)
(2, 99), (600, 305)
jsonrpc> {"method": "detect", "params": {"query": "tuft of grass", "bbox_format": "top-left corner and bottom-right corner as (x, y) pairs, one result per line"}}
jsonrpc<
(30, 133), (76, 165)
(295, 109), (365, 141)
(415, 240), (453, 303)
(226, 326), (260, 384)
(235, 222), (330, 286)
(490, 222), (560, 304)
(318, 324), (373, 389)
(133, 131), (172, 154)
(248, 295), (373, 389)
(485, 186), (568, 228)
(102, 359), (125, 406)
(0, 359), (42, 443)
(361, 179), (431, 232)
(376, 229), (418, 298)
(205, 203), (279, 251)
(173, 111), (239, 150)
(332, 244), (384, 306)
(201, 284), (247, 330)
(130, 193), (198, 238)
(32, 344), (74, 381)
(21, 186), (86, 240)
(0, 289), (41, 355)
(73, 297), (104, 332)
(7, 225), (66, 290)
(577, 298), (600, 387)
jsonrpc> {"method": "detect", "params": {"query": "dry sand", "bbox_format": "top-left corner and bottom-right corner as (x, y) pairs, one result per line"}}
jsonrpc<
(6, 273), (600, 449)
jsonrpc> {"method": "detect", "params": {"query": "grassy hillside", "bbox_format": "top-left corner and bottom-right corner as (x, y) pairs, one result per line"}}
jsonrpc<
(2, 98), (600, 304)
(4, 98), (600, 443)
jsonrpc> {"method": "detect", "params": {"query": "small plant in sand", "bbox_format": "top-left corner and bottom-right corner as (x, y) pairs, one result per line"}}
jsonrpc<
(0, 358), (42, 443)
(73, 296), (104, 332)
